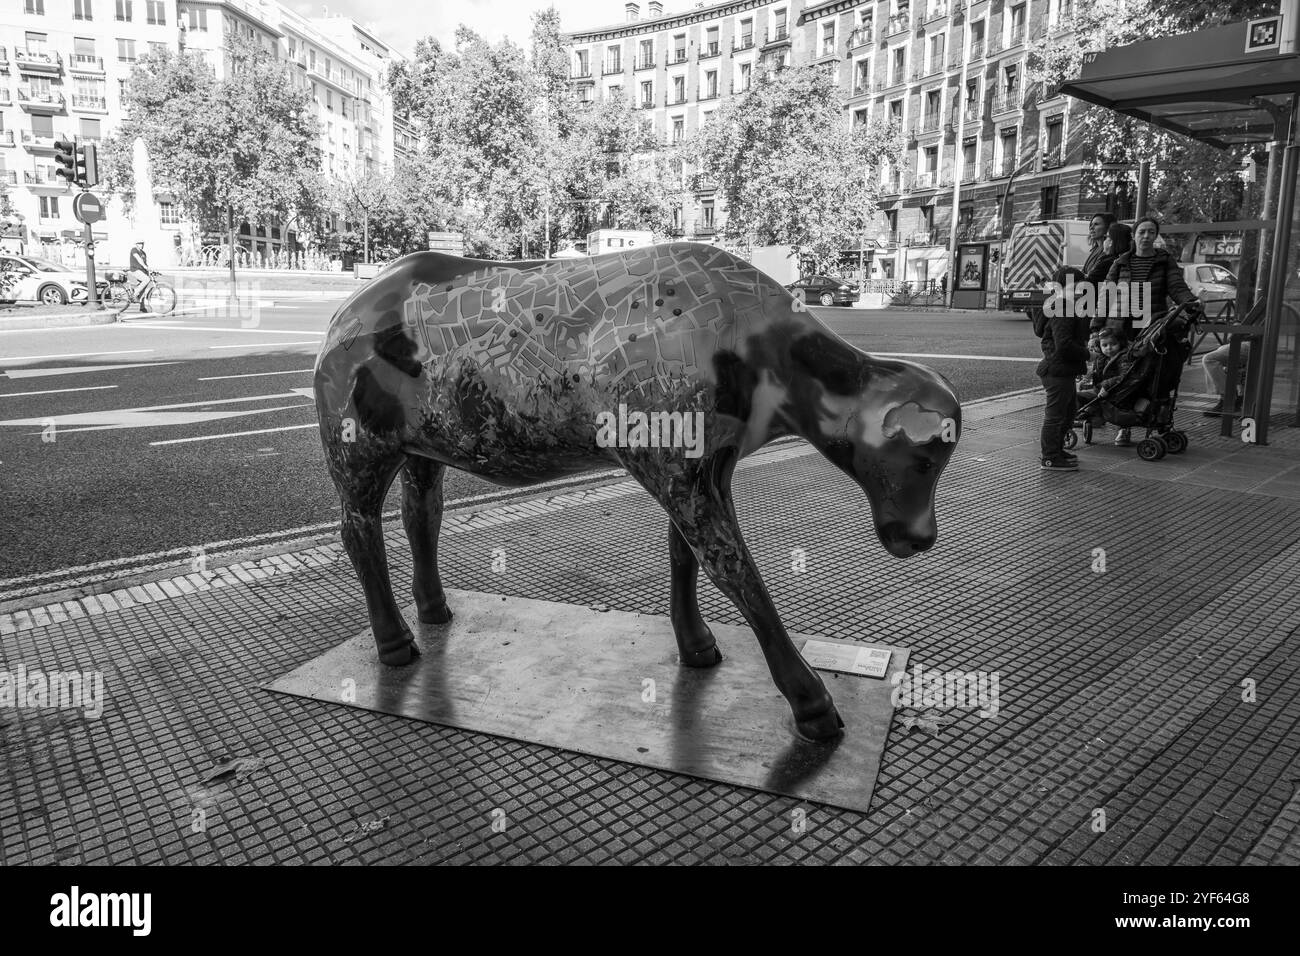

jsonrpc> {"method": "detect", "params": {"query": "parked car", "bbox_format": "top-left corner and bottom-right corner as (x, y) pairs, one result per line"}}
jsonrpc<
(0, 254), (104, 306)
(1182, 262), (1237, 316)
(786, 274), (860, 307)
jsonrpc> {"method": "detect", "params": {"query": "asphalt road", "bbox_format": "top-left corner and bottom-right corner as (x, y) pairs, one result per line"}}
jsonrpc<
(0, 298), (1040, 585)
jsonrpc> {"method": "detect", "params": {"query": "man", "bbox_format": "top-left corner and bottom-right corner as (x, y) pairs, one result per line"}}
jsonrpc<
(128, 240), (149, 312)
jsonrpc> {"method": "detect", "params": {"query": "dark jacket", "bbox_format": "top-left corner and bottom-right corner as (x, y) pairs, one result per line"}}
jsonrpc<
(1082, 244), (1107, 280)
(1098, 248), (1195, 336)
(1036, 308), (1091, 378)
(1097, 352), (1134, 393)
(129, 247), (148, 272)
(1088, 350), (1122, 387)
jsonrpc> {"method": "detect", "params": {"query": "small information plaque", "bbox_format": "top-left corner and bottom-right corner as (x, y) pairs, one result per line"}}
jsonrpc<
(801, 640), (892, 679)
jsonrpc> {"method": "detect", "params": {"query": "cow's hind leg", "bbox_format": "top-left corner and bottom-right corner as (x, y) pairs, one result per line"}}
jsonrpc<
(401, 455), (452, 624)
(669, 520), (722, 667)
(335, 447), (419, 665)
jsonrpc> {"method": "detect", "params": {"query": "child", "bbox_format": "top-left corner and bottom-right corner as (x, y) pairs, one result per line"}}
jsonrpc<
(1077, 329), (1134, 444)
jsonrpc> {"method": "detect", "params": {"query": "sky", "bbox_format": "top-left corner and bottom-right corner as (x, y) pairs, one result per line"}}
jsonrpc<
(287, 0), (661, 58)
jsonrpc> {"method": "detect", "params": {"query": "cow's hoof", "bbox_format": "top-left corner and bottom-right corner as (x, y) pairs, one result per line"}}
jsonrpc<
(417, 600), (453, 625)
(678, 642), (723, 668)
(377, 635), (421, 666)
(794, 703), (845, 742)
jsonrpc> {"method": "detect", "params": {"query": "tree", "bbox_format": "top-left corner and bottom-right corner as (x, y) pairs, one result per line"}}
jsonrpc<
(329, 163), (454, 263)
(100, 33), (323, 279)
(690, 64), (903, 270)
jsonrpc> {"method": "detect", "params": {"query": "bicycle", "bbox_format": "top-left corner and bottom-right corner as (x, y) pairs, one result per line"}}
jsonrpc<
(105, 269), (177, 317)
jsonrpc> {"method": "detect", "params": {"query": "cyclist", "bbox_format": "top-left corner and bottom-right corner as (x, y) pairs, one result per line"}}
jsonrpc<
(127, 240), (150, 313)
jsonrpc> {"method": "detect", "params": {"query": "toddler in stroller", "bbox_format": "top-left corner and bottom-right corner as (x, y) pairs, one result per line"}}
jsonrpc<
(1065, 302), (1199, 460)
(1076, 329), (1131, 445)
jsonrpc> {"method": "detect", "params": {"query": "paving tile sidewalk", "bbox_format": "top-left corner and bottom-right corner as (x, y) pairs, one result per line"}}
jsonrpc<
(2, 390), (1298, 865)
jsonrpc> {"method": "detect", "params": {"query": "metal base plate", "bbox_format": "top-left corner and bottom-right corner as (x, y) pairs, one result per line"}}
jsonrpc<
(264, 589), (908, 814)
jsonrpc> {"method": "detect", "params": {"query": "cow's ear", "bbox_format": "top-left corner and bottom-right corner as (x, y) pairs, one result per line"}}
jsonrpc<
(790, 331), (868, 396)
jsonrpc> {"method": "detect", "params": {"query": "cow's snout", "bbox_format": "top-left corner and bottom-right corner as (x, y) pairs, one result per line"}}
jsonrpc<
(876, 520), (936, 558)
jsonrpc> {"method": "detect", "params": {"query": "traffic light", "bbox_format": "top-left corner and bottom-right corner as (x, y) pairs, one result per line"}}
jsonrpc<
(76, 143), (99, 188)
(53, 139), (77, 185)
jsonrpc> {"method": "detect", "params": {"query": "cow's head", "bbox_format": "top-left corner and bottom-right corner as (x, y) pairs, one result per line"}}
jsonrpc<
(794, 346), (962, 559)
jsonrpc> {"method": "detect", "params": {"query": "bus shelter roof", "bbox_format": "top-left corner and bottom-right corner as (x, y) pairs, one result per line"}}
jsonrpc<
(1058, 18), (1300, 148)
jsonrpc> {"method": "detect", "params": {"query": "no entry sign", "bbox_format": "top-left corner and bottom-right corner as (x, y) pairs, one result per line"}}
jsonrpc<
(73, 191), (104, 225)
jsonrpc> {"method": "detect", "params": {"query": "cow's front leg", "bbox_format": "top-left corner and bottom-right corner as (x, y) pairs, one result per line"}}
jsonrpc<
(401, 455), (452, 624)
(642, 453), (842, 741)
(669, 520), (722, 667)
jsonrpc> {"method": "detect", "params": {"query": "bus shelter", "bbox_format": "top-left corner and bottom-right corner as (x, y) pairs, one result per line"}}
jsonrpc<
(1059, 4), (1300, 444)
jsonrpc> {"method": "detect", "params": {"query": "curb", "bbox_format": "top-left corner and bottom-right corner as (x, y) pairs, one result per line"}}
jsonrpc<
(0, 309), (119, 332)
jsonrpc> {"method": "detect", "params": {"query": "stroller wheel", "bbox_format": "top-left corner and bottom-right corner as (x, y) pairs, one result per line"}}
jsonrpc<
(1063, 429), (1078, 450)
(1137, 437), (1166, 461)
(1164, 431), (1188, 454)
(1082, 421), (1094, 444)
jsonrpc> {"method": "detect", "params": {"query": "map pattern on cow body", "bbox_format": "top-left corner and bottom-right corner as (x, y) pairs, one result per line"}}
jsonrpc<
(399, 244), (778, 402)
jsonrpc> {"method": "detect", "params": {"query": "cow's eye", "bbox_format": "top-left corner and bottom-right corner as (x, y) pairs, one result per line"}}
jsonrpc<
(914, 459), (933, 474)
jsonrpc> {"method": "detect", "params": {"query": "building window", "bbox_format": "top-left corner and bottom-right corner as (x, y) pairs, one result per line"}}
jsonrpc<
(705, 70), (717, 98)
(1041, 185), (1059, 217)
(671, 116), (684, 143)
(1000, 128), (1018, 173)
(1011, 3), (1026, 42)
(25, 0), (46, 14)
(929, 33), (944, 71)
(702, 200), (715, 229)
(740, 18), (753, 47)
(182, 6), (207, 30)
(146, 0), (164, 25)
(117, 38), (136, 61)
(159, 202), (180, 225)
(31, 114), (54, 138)
(854, 59), (869, 93)
(705, 27), (719, 56)
(74, 0), (92, 20)
(115, 0), (131, 21)
(25, 31), (48, 53)
(962, 140), (976, 179)
(39, 196), (60, 220)
(821, 22), (835, 56)
(1045, 117), (1063, 160)
(672, 75), (684, 102)
(638, 39), (653, 68)
(79, 117), (102, 140)
(606, 44), (620, 72)
(673, 34), (686, 62)
(640, 80), (653, 108)
(892, 47), (905, 85)
(740, 62), (751, 91)
(775, 8), (787, 38)
(853, 108), (867, 127)
(889, 99), (903, 122)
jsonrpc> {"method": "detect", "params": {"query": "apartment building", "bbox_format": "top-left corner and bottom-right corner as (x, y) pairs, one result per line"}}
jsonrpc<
(0, 0), (406, 269)
(564, 0), (1127, 284)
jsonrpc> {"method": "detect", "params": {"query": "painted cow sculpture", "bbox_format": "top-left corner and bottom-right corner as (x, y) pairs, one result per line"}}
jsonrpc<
(314, 242), (961, 741)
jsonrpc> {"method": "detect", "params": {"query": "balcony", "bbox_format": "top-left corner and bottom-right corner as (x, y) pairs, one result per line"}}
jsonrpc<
(993, 90), (1023, 113)
(602, 61), (623, 76)
(3, 170), (16, 185)
(885, 14), (911, 36)
(0, 88), (10, 106)
(914, 171), (938, 189)
(923, 2), (950, 21)
(69, 54), (105, 75)
(908, 228), (941, 245)
(963, 102), (982, 122)
(848, 27), (873, 49)
(570, 67), (593, 80)
(697, 87), (720, 101)
(20, 130), (68, 150)
(690, 218), (719, 237)
(71, 94), (107, 112)
(984, 160), (1015, 179)
(1042, 147), (1065, 169)
(17, 87), (66, 113)
(1008, 27), (1027, 49)
(920, 115), (942, 133)
(634, 55), (656, 71)
(0, 47), (7, 65)
(666, 91), (687, 105)
(639, 98), (655, 110)
(732, 35), (756, 52)
(0, 130), (14, 147)
(24, 170), (54, 185)
(699, 41), (722, 59)
(762, 26), (791, 47)
(15, 49), (63, 74)
(666, 50), (688, 66)
(969, 39), (985, 60)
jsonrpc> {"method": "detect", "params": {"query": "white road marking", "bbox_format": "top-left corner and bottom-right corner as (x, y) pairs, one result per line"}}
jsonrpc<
(0, 348), (154, 364)
(130, 324), (322, 336)
(150, 422), (318, 446)
(871, 351), (1041, 363)
(197, 368), (314, 381)
(0, 390), (313, 430)
(0, 385), (119, 398)
(208, 341), (321, 349)
(1, 361), (178, 380)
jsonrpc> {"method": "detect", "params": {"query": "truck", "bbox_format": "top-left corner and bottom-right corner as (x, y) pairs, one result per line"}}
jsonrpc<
(998, 219), (1092, 313)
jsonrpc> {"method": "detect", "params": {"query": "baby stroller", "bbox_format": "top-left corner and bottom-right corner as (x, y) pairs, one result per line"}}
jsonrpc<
(1064, 301), (1200, 461)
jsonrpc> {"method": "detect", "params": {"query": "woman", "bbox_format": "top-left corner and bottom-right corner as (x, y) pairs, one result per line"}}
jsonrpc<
(1102, 215), (1198, 342)
(1087, 221), (1133, 348)
(1082, 212), (1117, 279)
